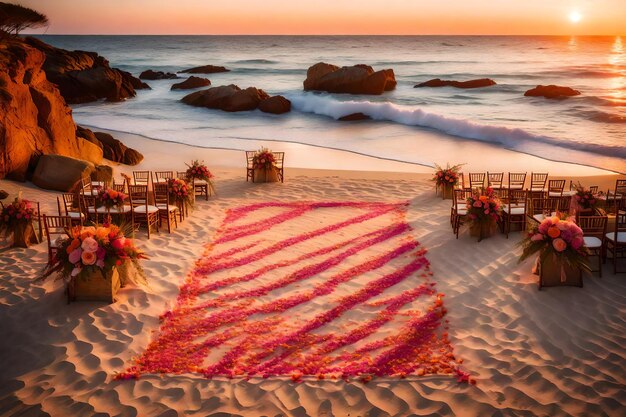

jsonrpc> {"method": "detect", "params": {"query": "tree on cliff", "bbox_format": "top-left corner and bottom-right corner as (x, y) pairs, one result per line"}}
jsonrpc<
(0, 2), (48, 35)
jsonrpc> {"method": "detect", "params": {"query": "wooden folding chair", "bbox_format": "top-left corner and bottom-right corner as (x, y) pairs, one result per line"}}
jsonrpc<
(152, 171), (173, 186)
(42, 214), (72, 266)
(245, 151), (255, 182)
(528, 198), (558, 224)
(59, 193), (84, 226)
(508, 172), (527, 190)
(605, 208), (626, 274)
(128, 184), (159, 239)
(578, 215), (607, 277)
(451, 189), (472, 239)
(487, 172), (503, 189)
(548, 179), (566, 197)
(501, 190), (528, 238)
(133, 171), (150, 186)
(468, 173), (485, 190)
(274, 152), (285, 183)
(153, 183), (178, 233)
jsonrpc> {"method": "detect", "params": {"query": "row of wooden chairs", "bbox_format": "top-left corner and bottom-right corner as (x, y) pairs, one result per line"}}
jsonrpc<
(132, 170), (211, 201)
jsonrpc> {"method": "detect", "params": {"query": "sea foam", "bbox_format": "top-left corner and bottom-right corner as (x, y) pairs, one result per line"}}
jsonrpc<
(287, 93), (626, 160)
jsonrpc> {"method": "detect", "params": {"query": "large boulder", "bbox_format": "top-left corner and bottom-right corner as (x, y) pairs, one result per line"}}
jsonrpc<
(258, 95), (291, 114)
(181, 84), (270, 112)
(91, 165), (113, 183)
(139, 69), (179, 80)
(303, 62), (396, 95)
(179, 65), (229, 74)
(0, 37), (104, 181)
(24, 37), (150, 104)
(93, 131), (143, 165)
(32, 154), (94, 192)
(171, 76), (211, 90)
(124, 148), (144, 165)
(524, 85), (581, 99)
(414, 78), (496, 89)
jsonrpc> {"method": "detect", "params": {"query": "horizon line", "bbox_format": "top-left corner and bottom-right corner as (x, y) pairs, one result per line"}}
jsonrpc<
(27, 33), (623, 37)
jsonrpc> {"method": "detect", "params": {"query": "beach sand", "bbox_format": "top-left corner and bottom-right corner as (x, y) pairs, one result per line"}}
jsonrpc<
(0, 134), (624, 417)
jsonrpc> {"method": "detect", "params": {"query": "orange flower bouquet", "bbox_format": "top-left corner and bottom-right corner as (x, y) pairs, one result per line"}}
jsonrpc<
(519, 213), (589, 272)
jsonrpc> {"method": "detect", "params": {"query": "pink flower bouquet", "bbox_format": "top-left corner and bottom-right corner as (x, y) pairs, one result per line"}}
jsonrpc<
(185, 160), (214, 183)
(0, 198), (35, 236)
(167, 178), (194, 208)
(466, 187), (502, 224)
(96, 188), (127, 210)
(432, 163), (463, 187)
(519, 213), (589, 271)
(41, 224), (147, 283)
(574, 188), (597, 211)
(252, 147), (277, 170)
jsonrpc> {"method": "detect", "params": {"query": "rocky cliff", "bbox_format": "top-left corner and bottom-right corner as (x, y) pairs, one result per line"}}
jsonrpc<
(24, 37), (149, 104)
(0, 36), (102, 181)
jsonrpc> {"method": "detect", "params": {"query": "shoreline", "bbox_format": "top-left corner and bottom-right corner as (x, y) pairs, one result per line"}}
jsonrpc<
(88, 126), (619, 183)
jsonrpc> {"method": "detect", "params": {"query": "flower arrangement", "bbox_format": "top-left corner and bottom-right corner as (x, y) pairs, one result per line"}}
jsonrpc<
(185, 160), (214, 183)
(252, 147), (276, 170)
(519, 213), (589, 271)
(574, 187), (597, 211)
(0, 197), (35, 237)
(96, 188), (127, 210)
(41, 224), (147, 283)
(466, 187), (502, 224)
(432, 163), (463, 187)
(167, 178), (194, 208)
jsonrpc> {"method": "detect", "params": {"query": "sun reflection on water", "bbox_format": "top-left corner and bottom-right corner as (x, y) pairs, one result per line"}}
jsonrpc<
(608, 36), (625, 106)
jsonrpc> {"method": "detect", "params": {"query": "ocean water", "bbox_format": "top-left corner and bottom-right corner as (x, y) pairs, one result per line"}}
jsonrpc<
(35, 35), (626, 173)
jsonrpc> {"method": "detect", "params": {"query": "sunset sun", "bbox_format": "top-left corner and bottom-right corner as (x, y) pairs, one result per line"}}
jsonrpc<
(569, 10), (582, 23)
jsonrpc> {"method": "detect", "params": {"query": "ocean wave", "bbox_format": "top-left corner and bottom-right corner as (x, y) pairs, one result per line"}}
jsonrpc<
(232, 59), (277, 64)
(578, 110), (626, 124)
(286, 93), (626, 160)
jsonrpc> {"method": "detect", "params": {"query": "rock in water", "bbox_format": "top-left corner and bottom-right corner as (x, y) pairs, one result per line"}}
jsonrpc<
(524, 85), (581, 99)
(0, 37), (104, 181)
(181, 84), (270, 112)
(24, 37), (149, 104)
(303, 62), (396, 95)
(179, 65), (229, 74)
(338, 113), (371, 121)
(258, 96), (291, 114)
(32, 155), (94, 192)
(139, 69), (179, 80)
(414, 78), (497, 89)
(171, 76), (211, 90)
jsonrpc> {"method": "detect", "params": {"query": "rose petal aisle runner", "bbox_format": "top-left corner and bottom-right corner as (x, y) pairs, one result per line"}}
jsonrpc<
(118, 202), (469, 382)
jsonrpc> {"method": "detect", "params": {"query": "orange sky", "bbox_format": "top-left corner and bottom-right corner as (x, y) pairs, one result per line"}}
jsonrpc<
(20, 0), (626, 35)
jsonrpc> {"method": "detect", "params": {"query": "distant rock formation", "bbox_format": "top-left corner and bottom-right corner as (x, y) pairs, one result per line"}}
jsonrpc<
(139, 69), (179, 80)
(24, 37), (150, 104)
(338, 112), (371, 121)
(182, 84), (285, 113)
(179, 65), (229, 74)
(414, 78), (497, 89)
(171, 76), (211, 90)
(258, 95), (291, 114)
(303, 62), (396, 95)
(0, 37), (103, 181)
(524, 85), (581, 99)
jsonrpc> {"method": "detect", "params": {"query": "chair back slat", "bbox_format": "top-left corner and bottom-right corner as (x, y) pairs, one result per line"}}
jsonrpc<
(487, 172), (503, 189)
(128, 185), (149, 208)
(153, 183), (170, 205)
(548, 179), (566, 196)
(530, 173), (548, 191)
(468, 173), (485, 189)
(589, 185), (599, 194)
(578, 216), (608, 240)
(153, 171), (173, 185)
(508, 172), (527, 190)
(133, 171), (150, 186)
